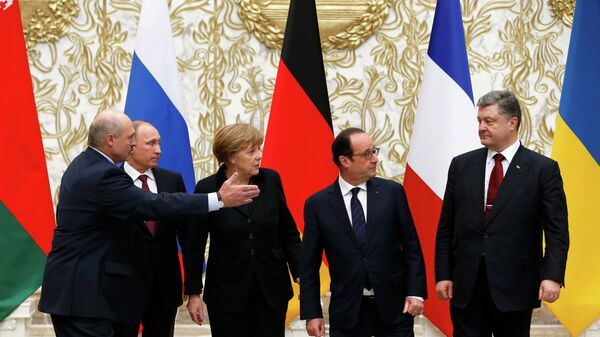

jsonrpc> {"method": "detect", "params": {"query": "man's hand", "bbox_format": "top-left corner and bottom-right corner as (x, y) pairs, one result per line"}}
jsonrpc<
(403, 297), (424, 316)
(539, 279), (561, 303)
(218, 172), (260, 207)
(306, 318), (325, 337)
(436, 280), (453, 300)
(186, 294), (205, 325)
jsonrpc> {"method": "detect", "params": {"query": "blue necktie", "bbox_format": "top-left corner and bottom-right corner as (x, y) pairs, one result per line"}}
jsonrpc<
(351, 187), (367, 243)
(351, 187), (371, 289)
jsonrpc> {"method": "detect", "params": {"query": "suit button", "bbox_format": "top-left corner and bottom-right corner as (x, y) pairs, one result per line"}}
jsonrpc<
(247, 218), (252, 223)
(249, 233), (254, 239)
(484, 233), (489, 238)
(250, 249), (255, 255)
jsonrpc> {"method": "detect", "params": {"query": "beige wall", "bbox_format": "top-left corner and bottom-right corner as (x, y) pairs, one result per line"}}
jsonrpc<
(23, 0), (572, 204)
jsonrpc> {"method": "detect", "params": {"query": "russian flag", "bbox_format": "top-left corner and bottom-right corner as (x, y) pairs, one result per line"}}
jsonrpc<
(403, 0), (480, 335)
(124, 0), (195, 193)
(549, 1), (600, 335)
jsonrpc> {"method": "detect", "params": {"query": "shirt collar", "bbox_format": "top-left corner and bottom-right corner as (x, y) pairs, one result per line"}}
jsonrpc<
(123, 162), (155, 182)
(338, 175), (367, 196)
(89, 146), (115, 165)
(487, 139), (520, 165)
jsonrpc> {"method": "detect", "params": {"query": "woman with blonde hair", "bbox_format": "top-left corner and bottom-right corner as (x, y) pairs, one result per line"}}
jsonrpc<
(185, 123), (301, 337)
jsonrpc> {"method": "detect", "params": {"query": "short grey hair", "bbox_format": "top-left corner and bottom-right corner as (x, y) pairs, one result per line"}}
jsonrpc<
(476, 90), (522, 130)
(87, 109), (124, 147)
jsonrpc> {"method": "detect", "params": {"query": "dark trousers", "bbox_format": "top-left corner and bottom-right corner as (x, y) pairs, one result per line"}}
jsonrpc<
(450, 260), (533, 337)
(112, 273), (178, 337)
(51, 314), (114, 337)
(330, 296), (415, 337)
(206, 284), (287, 337)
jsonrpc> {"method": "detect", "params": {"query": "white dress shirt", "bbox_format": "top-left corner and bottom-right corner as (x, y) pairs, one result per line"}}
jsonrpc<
(123, 162), (158, 193)
(338, 175), (368, 227)
(484, 140), (520, 209)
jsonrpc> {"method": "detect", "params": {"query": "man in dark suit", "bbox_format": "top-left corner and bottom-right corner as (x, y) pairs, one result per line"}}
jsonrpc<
(300, 128), (427, 337)
(435, 90), (569, 337)
(113, 120), (190, 337)
(38, 109), (259, 337)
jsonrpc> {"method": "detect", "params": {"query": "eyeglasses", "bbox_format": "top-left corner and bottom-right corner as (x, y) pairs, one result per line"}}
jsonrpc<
(351, 147), (380, 160)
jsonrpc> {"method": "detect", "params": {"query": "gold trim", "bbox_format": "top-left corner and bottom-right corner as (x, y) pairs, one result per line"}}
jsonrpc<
(20, 0), (79, 49)
(236, 0), (389, 50)
(548, 0), (575, 27)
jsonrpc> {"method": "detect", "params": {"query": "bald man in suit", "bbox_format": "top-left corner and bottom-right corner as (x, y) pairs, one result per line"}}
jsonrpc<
(39, 110), (259, 337)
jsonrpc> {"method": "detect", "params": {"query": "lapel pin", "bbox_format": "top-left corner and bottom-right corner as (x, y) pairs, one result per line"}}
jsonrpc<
(516, 165), (521, 170)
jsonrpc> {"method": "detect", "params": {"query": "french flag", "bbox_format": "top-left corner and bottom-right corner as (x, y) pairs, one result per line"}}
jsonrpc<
(124, 0), (195, 193)
(403, 0), (480, 335)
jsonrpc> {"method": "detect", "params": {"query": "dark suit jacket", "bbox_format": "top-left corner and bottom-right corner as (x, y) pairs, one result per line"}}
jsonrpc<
(38, 148), (209, 323)
(300, 177), (427, 329)
(435, 145), (569, 312)
(184, 167), (301, 312)
(131, 167), (188, 311)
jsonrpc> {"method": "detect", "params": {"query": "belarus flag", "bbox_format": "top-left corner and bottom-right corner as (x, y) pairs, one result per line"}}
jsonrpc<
(0, 0), (56, 320)
(124, 0), (195, 193)
(403, 0), (480, 335)
(261, 0), (338, 324)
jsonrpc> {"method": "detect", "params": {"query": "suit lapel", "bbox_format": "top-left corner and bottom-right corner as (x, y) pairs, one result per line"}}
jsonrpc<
(365, 178), (379, 245)
(327, 180), (364, 252)
(246, 171), (266, 216)
(145, 168), (164, 238)
(486, 145), (530, 223)
(468, 149), (487, 223)
(153, 168), (167, 193)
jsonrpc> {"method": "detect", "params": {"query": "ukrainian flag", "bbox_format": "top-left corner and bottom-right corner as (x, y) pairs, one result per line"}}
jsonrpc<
(549, 1), (600, 335)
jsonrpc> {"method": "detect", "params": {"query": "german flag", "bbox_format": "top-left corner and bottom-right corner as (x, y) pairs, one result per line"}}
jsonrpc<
(261, 0), (338, 324)
(0, 0), (56, 320)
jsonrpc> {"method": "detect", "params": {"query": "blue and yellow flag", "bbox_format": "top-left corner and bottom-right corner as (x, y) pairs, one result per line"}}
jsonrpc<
(549, 1), (600, 335)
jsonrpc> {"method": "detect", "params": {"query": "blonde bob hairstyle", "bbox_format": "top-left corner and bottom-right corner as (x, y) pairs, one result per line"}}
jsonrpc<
(213, 123), (264, 165)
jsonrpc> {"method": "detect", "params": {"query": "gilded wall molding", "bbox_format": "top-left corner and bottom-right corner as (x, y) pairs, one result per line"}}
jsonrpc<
(25, 0), (573, 197)
(20, 0), (79, 49)
(236, 0), (390, 50)
(548, 0), (575, 27)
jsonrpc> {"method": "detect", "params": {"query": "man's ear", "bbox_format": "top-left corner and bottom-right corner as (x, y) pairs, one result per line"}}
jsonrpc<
(339, 155), (350, 169)
(106, 134), (114, 147)
(509, 116), (519, 130)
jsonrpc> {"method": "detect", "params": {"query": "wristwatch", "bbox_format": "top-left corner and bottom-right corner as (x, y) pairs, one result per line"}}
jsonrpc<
(216, 191), (225, 208)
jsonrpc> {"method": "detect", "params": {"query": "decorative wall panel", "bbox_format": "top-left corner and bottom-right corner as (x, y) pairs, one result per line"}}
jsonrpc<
(23, 0), (573, 203)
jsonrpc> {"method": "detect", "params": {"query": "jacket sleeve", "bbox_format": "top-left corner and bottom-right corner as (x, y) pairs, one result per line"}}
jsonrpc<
(540, 160), (569, 284)
(97, 167), (209, 219)
(182, 180), (211, 295)
(273, 171), (302, 280)
(397, 184), (428, 299)
(299, 198), (324, 320)
(435, 158), (457, 282)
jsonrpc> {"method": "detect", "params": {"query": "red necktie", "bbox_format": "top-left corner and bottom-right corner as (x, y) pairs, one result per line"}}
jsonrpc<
(485, 153), (505, 218)
(138, 174), (156, 235)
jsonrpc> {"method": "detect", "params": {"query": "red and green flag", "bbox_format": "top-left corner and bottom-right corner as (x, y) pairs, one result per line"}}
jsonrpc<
(0, 0), (56, 321)
(261, 0), (338, 323)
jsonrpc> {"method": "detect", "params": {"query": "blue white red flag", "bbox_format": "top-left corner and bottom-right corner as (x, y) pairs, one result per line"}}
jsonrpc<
(404, 0), (480, 335)
(125, 0), (195, 192)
